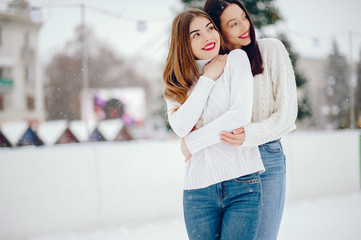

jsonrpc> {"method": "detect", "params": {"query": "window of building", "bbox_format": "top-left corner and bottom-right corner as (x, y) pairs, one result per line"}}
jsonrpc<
(27, 96), (35, 110)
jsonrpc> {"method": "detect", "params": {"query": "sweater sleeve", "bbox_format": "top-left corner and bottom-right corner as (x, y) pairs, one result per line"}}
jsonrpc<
(184, 49), (254, 154)
(166, 76), (215, 137)
(242, 39), (298, 147)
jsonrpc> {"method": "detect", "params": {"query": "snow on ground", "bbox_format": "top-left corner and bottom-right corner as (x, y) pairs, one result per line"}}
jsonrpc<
(31, 192), (361, 240)
(1, 131), (360, 239)
(278, 193), (361, 240)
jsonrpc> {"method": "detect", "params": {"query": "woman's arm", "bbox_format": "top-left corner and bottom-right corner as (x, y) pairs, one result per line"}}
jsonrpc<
(167, 55), (227, 137)
(220, 39), (298, 147)
(166, 76), (214, 137)
(184, 49), (254, 154)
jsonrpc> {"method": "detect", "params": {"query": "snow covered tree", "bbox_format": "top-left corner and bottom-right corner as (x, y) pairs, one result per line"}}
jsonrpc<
(181, 0), (281, 29)
(324, 40), (350, 129)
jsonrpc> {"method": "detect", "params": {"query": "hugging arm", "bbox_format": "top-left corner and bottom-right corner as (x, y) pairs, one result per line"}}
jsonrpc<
(184, 50), (254, 154)
(166, 76), (215, 137)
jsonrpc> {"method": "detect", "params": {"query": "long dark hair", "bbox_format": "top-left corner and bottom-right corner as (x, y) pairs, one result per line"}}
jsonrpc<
(204, 0), (264, 76)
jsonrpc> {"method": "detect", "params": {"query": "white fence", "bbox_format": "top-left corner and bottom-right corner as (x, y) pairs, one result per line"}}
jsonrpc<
(0, 130), (360, 240)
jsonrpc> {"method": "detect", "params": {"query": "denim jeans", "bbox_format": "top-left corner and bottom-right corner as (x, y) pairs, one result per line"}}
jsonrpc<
(183, 172), (262, 240)
(255, 140), (286, 240)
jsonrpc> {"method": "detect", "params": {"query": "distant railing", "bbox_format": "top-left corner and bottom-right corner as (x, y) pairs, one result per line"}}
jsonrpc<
(0, 119), (143, 148)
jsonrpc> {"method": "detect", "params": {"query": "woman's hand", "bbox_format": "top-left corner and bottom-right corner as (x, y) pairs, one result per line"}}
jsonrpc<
(219, 127), (245, 146)
(181, 138), (192, 163)
(203, 54), (227, 80)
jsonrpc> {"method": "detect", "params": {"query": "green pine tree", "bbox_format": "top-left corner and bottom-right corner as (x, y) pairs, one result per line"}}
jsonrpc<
(181, 0), (281, 29)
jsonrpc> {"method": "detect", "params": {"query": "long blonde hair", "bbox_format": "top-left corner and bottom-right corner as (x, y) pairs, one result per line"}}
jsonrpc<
(163, 8), (228, 107)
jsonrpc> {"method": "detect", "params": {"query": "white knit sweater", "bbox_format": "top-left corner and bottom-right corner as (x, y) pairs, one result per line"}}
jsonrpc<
(166, 49), (265, 190)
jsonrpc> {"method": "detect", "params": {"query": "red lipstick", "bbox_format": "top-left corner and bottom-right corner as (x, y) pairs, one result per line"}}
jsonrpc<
(239, 30), (250, 39)
(202, 42), (216, 51)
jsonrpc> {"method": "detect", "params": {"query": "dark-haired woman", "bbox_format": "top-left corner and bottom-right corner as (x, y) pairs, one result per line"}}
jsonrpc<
(181, 1), (298, 239)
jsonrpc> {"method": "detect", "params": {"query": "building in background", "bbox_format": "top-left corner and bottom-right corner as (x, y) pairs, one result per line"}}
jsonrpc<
(0, 0), (44, 124)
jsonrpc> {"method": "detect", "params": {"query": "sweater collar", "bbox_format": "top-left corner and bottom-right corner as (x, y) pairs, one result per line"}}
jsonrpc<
(196, 58), (213, 75)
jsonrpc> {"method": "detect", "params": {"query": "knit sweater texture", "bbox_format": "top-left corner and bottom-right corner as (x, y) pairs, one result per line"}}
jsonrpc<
(242, 38), (298, 146)
(166, 49), (265, 190)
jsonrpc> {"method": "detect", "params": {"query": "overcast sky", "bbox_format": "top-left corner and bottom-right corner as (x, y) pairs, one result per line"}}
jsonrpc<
(2, 0), (361, 64)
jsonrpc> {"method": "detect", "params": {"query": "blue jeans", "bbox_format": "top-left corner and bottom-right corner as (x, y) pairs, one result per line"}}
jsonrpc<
(256, 140), (286, 240)
(183, 172), (262, 240)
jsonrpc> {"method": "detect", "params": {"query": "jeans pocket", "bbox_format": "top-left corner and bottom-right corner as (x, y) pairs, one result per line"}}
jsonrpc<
(233, 173), (260, 184)
(263, 141), (282, 153)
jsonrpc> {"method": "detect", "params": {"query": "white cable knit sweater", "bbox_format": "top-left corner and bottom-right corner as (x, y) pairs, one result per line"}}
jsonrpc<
(166, 49), (264, 190)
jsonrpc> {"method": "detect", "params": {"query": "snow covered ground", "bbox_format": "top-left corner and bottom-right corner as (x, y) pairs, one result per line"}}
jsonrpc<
(30, 193), (361, 240)
(279, 193), (361, 240)
(1, 130), (360, 239)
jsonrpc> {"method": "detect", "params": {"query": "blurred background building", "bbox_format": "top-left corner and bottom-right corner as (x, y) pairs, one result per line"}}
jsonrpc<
(0, 0), (45, 124)
(297, 57), (328, 129)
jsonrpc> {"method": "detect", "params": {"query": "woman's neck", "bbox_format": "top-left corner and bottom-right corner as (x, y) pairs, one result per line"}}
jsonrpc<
(196, 58), (213, 75)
